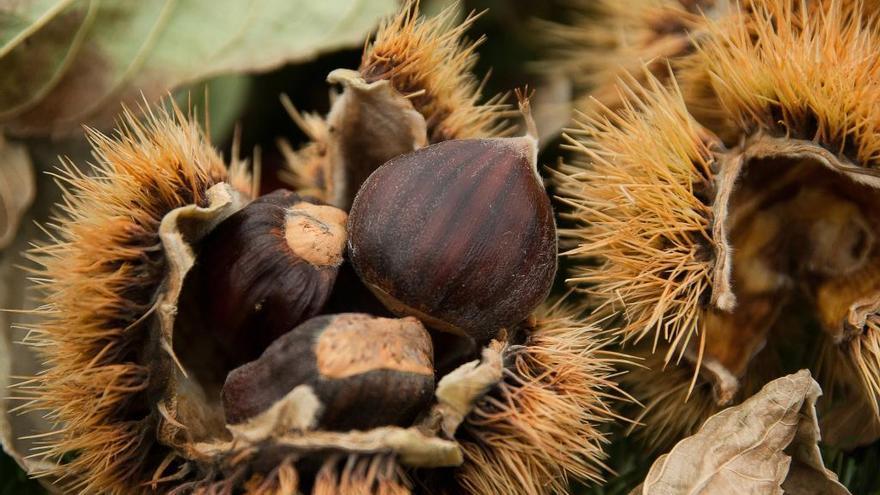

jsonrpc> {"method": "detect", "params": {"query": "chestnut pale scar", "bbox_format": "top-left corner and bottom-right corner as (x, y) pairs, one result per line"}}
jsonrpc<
(284, 201), (348, 267)
(315, 315), (434, 379)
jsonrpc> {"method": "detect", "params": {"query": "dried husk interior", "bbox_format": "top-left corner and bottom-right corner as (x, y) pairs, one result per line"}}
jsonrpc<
(597, 131), (880, 449)
(626, 129), (880, 447)
(559, 0), (880, 449)
(281, 1), (509, 211)
(150, 182), (249, 459)
(702, 134), (880, 431)
(280, 69), (428, 210)
(679, 0), (880, 437)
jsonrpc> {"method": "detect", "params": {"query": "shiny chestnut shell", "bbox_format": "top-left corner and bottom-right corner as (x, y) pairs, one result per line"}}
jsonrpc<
(196, 189), (347, 366)
(347, 137), (557, 341)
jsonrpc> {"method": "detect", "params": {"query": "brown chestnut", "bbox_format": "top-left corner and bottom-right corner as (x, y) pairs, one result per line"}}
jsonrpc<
(221, 313), (434, 430)
(347, 111), (557, 342)
(196, 189), (347, 365)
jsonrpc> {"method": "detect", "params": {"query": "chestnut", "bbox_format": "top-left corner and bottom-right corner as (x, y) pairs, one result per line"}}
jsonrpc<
(221, 313), (435, 430)
(347, 109), (557, 342)
(196, 189), (347, 365)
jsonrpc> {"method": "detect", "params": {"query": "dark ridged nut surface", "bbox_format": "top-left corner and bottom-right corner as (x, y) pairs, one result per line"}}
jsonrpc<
(197, 189), (347, 365)
(222, 313), (434, 430)
(347, 131), (557, 342)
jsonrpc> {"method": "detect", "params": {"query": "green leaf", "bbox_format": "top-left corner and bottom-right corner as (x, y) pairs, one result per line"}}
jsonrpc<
(0, 0), (396, 136)
(0, 0), (96, 118)
(173, 74), (252, 146)
(0, 0), (77, 56)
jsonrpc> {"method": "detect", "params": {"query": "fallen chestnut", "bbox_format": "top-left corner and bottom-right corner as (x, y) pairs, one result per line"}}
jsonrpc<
(221, 313), (435, 430)
(196, 189), (347, 365)
(347, 106), (557, 341)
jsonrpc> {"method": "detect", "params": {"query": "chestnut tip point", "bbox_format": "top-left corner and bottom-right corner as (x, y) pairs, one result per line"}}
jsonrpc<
(327, 68), (363, 87)
(510, 88), (540, 180)
(515, 87), (539, 142)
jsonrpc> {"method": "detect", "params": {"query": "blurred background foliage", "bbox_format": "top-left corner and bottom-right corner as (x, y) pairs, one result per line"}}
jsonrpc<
(1, 0), (879, 494)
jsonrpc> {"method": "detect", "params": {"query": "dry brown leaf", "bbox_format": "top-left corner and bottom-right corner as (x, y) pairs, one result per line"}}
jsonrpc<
(0, 140), (80, 491)
(0, 137), (35, 249)
(631, 370), (849, 495)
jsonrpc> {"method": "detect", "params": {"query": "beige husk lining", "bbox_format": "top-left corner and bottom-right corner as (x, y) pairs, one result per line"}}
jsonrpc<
(151, 182), (249, 460)
(431, 341), (505, 437)
(710, 133), (880, 314)
(696, 133), (880, 405)
(281, 69), (428, 210)
(190, 344), (507, 472)
(708, 151), (742, 312)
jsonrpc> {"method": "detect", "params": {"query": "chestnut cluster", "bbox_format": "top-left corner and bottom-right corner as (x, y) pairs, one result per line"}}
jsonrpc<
(197, 130), (558, 431)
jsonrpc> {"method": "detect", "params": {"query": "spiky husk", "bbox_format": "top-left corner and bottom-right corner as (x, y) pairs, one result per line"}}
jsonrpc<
(454, 303), (623, 495)
(813, 333), (880, 448)
(544, 0), (877, 116)
(556, 74), (716, 363)
(17, 104), (235, 494)
(277, 106), (330, 202)
(620, 351), (719, 450)
(851, 319), (880, 414)
(282, 1), (508, 205)
(683, 0), (880, 420)
(561, 0), (880, 447)
(238, 460), (299, 495)
(178, 457), (299, 495)
(621, 335), (789, 450)
(812, 314), (880, 417)
(683, 0), (880, 155)
(361, 0), (507, 142)
(313, 455), (411, 495)
(188, 454), (409, 495)
(540, 0), (729, 112)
